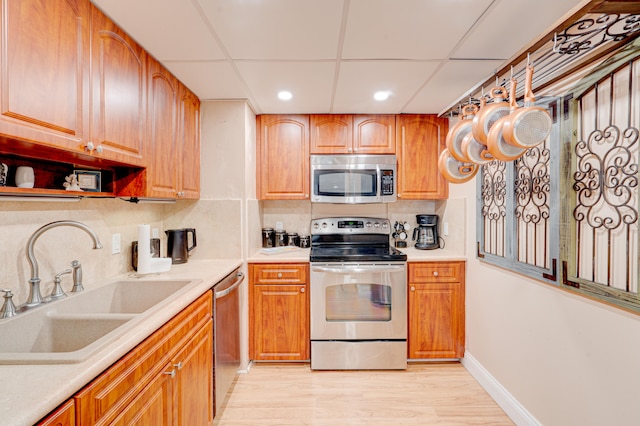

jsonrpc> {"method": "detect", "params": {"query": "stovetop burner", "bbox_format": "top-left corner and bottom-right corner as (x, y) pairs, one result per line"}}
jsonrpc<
(310, 217), (407, 262)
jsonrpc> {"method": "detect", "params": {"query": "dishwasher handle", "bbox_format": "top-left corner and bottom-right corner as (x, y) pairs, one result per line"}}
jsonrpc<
(215, 271), (245, 299)
(311, 265), (406, 274)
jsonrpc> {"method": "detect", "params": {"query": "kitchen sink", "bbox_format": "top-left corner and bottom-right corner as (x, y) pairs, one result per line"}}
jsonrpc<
(0, 279), (197, 364)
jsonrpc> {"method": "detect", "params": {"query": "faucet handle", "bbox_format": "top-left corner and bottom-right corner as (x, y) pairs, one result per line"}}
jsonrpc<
(49, 269), (72, 301)
(0, 289), (17, 318)
(71, 260), (84, 292)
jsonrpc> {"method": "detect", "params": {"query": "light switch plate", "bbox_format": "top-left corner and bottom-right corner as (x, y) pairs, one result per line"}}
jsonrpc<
(112, 233), (121, 254)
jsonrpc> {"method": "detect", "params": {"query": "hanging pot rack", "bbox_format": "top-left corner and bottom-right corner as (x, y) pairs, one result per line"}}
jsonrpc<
(439, 0), (640, 118)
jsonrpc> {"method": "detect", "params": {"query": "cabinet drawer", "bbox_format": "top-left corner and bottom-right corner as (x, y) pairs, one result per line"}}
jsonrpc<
(250, 263), (308, 285)
(75, 291), (212, 425)
(409, 261), (464, 283)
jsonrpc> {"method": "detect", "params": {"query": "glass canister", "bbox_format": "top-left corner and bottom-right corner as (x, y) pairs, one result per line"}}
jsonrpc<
(262, 227), (275, 248)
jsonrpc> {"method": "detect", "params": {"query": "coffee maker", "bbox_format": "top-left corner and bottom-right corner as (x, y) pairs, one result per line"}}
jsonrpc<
(412, 214), (440, 250)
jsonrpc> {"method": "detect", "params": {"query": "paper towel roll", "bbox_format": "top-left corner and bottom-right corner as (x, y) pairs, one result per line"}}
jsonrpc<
(137, 224), (151, 274)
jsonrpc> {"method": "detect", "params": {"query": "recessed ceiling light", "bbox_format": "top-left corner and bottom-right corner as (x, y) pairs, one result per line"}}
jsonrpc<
(278, 91), (293, 101)
(374, 91), (390, 101)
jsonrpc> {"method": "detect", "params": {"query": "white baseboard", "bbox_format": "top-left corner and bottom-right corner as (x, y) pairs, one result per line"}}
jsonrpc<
(461, 352), (541, 426)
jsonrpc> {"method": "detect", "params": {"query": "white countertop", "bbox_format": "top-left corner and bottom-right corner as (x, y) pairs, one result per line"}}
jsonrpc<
(247, 246), (465, 263)
(0, 259), (242, 426)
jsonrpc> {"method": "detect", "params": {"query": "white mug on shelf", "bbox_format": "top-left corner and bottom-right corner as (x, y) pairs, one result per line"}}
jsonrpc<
(15, 166), (34, 188)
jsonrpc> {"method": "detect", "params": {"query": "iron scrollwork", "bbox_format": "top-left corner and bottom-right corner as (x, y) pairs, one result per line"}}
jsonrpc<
(481, 160), (507, 256)
(554, 13), (640, 55)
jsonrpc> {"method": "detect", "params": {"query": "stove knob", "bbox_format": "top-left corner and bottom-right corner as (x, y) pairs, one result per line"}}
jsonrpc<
(321, 222), (328, 229)
(365, 222), (372, 228)
(374, 222), (381, 228)
(312, 222), (319, 230)
(381, 222), (389, 229)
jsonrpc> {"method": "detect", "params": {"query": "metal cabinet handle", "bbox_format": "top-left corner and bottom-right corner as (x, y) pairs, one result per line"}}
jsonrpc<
(164, 369), (176, 378)
(174, 362), (183, 370)
(277, 272), (283, 278)
(410, 286), (415, 291)
(300, 287), (305, 293)
(433, 271), (439, 276)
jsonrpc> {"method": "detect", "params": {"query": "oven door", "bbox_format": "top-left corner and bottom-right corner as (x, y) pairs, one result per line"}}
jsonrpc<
(310, 262), (407, 340)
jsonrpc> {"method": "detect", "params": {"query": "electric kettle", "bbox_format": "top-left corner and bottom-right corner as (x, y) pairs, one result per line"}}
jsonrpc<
(412, 214), (440, 250)
(165, 228), (197, 264)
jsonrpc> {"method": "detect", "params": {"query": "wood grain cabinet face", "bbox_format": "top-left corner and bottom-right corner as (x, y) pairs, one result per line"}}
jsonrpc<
(309, 114), (395, 154)
(0, 0), (90, 152)
(256, 115), (310, 200)
(396, 114), (448, 200)
(37, 399), (75, 426)
(408, 262), (465, 359)
(249, 263), (310, 361)
(177, 86), (201, 199)
(89, 5), (146, 166)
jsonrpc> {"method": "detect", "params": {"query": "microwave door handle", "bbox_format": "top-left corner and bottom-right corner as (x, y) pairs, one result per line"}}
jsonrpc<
(376, 165), (381, 199)
(312, 265), (405, 274)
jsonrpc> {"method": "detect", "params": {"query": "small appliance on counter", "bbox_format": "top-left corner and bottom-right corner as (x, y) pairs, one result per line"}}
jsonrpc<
(165, 228), (197, 264)
(413, 214), (441, 250)
(131, 238), (161, 271)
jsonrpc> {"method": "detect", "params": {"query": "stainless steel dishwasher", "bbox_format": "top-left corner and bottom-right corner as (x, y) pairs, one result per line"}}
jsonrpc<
(212, 267), (244, 418)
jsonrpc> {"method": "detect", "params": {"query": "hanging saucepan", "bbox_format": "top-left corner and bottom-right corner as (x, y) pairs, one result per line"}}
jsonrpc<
(471, 85), (510, 145)
(487, 78), (527, 161)
(445, 104), (478, 162)
(438, 148), (478, 184)
(460, 131), (495, 165)
(503, 64), (552, 149)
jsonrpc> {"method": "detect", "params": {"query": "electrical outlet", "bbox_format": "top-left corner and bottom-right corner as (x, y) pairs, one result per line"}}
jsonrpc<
(112, 233), (121, 254)
(275, 221), (284, 232)
(152, 228), (159, 238)
(443, 222), (449, 236)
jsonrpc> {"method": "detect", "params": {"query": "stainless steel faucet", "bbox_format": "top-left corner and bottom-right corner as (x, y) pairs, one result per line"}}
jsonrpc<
(23, 220), (103, 309)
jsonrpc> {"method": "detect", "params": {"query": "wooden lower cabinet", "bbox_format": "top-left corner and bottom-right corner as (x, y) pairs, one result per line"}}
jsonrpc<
(37, 399), (75, 426)
(38, 291), (213, 425)
(249, 263), (309, 361)
(408, 261), (465, 359)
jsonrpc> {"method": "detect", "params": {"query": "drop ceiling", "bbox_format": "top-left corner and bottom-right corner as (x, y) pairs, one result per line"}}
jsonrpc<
(91, 0), (589, 115)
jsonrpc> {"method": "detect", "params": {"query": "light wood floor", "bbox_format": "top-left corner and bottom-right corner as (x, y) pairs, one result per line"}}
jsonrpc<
(215, 363), (514, 425)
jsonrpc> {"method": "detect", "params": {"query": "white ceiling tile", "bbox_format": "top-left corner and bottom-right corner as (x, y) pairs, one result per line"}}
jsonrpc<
(333, 60), (441, 113)
(453, 0), (588, 59)
(196, 0), (344, 60)
(92, 0), (225, 60)
(235, 61), (336, 114)
(163, 61), (250, 101)
(342, 0), (493, 60)
(404, 60), (504, 113)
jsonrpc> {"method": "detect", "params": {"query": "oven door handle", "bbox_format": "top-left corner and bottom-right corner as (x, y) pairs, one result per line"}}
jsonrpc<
(311, 265), (405, 274)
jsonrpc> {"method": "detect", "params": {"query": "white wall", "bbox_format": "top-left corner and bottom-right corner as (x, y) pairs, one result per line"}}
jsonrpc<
(451, 179), (640, 426)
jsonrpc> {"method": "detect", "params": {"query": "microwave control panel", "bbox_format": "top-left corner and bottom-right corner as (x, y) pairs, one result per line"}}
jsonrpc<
(381, 170), (395, 195)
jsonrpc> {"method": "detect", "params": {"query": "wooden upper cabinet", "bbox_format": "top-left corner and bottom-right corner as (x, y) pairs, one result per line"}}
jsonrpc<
(353, 115), (395, 154)
(89, 5), (146, 166)
(310, 114), (395, 154)
(0, 0), (90, 152)
(396, 114), (448, 199)
(177, 85), (201, 199)
(310, 114), (352, 153)
(146, 58), (178, 198)
(257, 115), (309, 200)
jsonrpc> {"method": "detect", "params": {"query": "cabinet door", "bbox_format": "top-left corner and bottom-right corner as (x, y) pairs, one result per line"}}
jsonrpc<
(37, 399), (75, 426)
(110, 363), (174, 426)
(0, 0), (89, 152)
(396, 114), (448, 199)
(256, 115), (309, 200)
(173, 321), (213, 426)
(177, 85), (201, 199)
(89, 5), (146, 166)
(310, 114), (352, 154)
(147, 58), (178, 198)
(250, 284), (309, 360)
(408, 262), (465, 359)
(353, 115), (395, 154)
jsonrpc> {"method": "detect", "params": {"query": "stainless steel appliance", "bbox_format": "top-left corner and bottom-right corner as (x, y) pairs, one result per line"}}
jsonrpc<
(212, 267), (244, 418)
(309, 217), (407, 370)
(310, 154), (397, 204)
(165, 228), (197, 263)
(413, 214), (440, 250)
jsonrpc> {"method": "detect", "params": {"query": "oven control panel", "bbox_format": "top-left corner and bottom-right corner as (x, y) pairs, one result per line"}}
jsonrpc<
(311, 217), (390, 235)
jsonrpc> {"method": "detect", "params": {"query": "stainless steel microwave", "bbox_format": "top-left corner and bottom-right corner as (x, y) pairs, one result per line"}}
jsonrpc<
(310, 154), (397, 204)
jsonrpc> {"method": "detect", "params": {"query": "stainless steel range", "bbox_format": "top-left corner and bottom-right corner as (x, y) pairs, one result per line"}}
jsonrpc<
(309, 217), (407, 370)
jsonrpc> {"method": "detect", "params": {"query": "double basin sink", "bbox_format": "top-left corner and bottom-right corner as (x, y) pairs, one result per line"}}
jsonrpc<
(0, 279), (197, 364)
